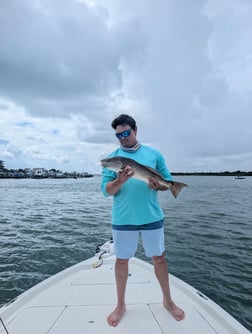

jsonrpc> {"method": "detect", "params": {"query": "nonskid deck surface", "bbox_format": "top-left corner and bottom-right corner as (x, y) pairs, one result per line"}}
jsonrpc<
(0, 256), (250, 334)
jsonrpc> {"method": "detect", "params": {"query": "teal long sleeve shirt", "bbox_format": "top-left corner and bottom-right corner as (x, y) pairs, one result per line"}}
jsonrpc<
(101, 145), (173, 226)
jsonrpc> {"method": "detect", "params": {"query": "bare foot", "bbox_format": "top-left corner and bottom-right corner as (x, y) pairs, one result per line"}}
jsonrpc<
(107, 305), (126, 327)
(164, 300), (185, 321)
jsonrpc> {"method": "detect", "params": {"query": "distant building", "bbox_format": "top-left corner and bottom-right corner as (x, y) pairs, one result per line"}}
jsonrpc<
(33, 168), (47, 178)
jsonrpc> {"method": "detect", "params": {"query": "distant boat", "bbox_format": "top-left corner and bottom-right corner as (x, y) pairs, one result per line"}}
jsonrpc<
(234, 176), (246, 179)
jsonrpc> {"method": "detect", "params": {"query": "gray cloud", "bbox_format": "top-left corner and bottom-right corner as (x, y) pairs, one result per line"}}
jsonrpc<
(0, 0), (146, 120)
(0, 0), (251, 172)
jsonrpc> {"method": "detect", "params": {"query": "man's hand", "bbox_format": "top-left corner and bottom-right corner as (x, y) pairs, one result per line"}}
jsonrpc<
(106, 165), (134, 196)
(117, 165), (134, 184)
(148, 176), (161, 190)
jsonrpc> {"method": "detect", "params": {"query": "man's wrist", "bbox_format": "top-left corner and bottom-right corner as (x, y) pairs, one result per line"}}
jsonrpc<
(115, 178), (123, 186)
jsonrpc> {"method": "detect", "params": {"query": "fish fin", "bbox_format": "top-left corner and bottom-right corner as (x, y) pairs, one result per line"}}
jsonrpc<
(170, 181), (187, 198)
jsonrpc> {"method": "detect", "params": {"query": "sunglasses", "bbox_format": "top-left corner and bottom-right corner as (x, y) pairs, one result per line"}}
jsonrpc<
(115, 129), (131, 139)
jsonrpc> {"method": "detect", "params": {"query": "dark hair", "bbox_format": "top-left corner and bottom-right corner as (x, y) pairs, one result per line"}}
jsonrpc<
(111, 114), (136, 130)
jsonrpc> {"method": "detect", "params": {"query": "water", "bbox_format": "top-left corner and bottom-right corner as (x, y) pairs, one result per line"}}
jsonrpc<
(0, 176), (251, 331)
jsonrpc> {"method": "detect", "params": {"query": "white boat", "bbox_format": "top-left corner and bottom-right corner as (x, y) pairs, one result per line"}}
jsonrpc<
(0, 240), (250, 334)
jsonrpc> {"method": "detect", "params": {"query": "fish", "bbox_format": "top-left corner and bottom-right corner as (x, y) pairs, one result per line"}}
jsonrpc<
(101, 156), (187, 198)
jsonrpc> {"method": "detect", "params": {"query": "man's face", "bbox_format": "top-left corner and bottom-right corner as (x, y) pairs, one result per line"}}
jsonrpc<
(115, 125), (137, 148)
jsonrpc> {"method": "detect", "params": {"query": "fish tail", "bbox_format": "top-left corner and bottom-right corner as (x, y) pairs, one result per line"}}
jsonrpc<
(170, 182), (187, 198)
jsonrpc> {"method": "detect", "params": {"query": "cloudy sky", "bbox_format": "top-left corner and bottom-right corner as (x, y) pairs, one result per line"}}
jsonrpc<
(0, 0), (251, 173)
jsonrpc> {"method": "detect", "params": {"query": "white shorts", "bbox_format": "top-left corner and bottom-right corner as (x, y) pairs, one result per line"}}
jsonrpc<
(112, 224), (165, 259)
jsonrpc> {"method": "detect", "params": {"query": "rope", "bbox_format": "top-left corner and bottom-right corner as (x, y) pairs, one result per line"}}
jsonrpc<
(92, 250), (107, 269)
(0, 317), (10, 334)
(99, 250), (106, 260)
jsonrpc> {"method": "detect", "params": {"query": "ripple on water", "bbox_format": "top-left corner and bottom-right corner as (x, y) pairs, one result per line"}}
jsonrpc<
(0, 176), (251, 331)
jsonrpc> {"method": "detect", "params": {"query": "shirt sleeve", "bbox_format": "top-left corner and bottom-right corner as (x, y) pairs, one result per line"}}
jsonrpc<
(101, 167), (117, 197)
(156, 153), (173, 181)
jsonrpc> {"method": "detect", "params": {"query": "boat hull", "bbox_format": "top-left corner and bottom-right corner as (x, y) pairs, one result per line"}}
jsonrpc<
(0, 255), (250, 334)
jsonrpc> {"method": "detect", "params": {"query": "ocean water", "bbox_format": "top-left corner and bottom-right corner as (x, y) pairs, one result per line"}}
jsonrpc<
(0, 176), (251, 331)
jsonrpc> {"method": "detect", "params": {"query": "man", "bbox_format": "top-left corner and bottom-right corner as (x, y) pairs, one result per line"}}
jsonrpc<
(101, 114), (185, 327)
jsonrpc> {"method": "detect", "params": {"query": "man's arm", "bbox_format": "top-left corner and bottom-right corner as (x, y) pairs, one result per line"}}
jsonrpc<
(106, 166), (134, 195)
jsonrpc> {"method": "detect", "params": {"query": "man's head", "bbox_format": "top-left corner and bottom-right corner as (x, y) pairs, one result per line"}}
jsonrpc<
(111, 114), (137, 148)
(111, 114), (136, 130)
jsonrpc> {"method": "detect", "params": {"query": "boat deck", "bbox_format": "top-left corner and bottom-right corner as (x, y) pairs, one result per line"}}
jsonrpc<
(0, 256), (250, 334)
